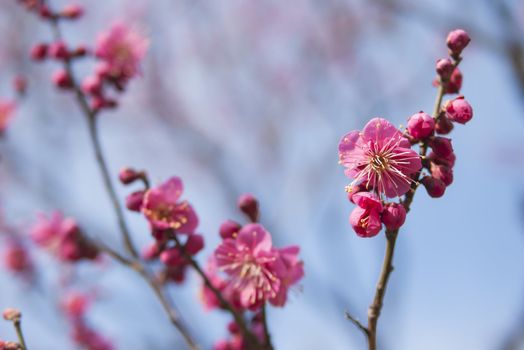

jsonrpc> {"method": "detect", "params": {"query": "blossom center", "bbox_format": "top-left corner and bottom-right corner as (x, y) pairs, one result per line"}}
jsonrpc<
(369, 153), (389, 173)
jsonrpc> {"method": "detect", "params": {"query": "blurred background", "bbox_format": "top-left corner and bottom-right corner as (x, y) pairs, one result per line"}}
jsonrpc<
(0, 0), (523, 349)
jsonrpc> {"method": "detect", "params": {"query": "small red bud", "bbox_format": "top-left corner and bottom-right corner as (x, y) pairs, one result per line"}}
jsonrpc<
(421, 176), (446, 198)
(237, 194), (259, 222)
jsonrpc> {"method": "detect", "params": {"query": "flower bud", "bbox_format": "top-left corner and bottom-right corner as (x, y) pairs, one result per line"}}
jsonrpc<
(2, 308), (21, 322)
(227, 321), (241, 334)
(160, 248), (183, 266)
(428, 151), (456, 168)
(4, 341), (22, 350)
(430, 163), (453, 186)
(407, 111), (434, 139)
(434, 114), (454, 135)
(445, 68), (462, 94)
(39, 5), (53, 19)
(185, 234), (204, 255)
(125, 191), (145, 212)
(118, 167), (142, 185)
(60, 4), (84, 19)
(48, 41), (69, 60)
(421, 176), (446, 198)
(381, 203), (406, 231)
(345, 183), (369, 203)
(445, 96), (473, 124)
(237, 194), (259, 222)
(446, 29), (471, 57)
(429, 137), (453, 158)
(30, 43), (48, 61)
(82, 75), (102, 95)
(142, 242), (162, 261)
(52, 70), (73, 89)
(435, 58), (453, 80)
(219, 220), (241, 239)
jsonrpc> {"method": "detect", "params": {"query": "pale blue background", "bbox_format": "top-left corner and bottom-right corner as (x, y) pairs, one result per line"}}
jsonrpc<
(0, 0), (523, 349)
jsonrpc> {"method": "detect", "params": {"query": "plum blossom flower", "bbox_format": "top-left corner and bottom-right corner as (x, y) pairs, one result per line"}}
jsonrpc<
(270, 246), (304, 307)
(142, 177), (199, 233)
(30, 212), (98, 262)
(0, 100), (16, 134)
(95, 21), (149, 81)
(215, 224), (280, 309)
(339, 118), (421, 198)
(349, 192), (383, 237)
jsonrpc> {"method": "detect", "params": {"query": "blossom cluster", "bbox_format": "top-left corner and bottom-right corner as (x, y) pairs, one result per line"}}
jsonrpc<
(23, 2), (148, 113)
(338, 29), (472, 238)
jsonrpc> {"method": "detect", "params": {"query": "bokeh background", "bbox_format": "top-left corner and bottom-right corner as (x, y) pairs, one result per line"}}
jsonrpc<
(1, 0), (524, 349)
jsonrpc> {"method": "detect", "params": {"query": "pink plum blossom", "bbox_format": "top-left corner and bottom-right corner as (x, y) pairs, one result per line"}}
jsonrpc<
(270, 246), (304, 307)
(142, 177), (198, 233)
(215, 223), (280, 309)
(349, 192), (383, 237)
(339, 117), (421, 198)
(95, 21), (149, 82)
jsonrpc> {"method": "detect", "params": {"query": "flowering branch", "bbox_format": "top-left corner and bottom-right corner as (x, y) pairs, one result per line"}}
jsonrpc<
(341, 29), (472, 350)
(15, 3), (201, 349)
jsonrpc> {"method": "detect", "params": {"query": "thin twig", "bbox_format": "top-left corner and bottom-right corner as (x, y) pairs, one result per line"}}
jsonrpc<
(261, 304), (274, 350)
(14, 320), (28, 350)
(345, 311), (369, 337)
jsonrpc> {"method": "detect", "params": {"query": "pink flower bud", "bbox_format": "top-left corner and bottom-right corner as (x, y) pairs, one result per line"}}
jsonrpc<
(4, 341), (22, 350)
(345, 183), (368, 203)
(185, 234), (204, 255)
(421, 176), (446, 198)
(82, 75), (102, 95)
(118, 167), (142, 185)
(435, 58), (453, 80)
(429, 137), (453, 158)
(142, 242), (162, 261)
(227, 321), (241, 334)
(446, 29), (471, 56)
(71, 45), (88, 57)
(430, 163), (453, 186)
(428, 151), (456, 168)
(2, 308), (21, 322)
(219, 220), (241, 239)
(381, 203), (406, 230)
(48, 41), (69, 60)
(160, 248), (183, 266)
(39, 5), (53, 18)
(125, 190), (145, 212)
(445, 68), (462, 94)
(60, 4), (84, 19)
(445, 96), (473, 124)
(30, 43), (48, 61)
(435, 115), (454, 135)
(237, 194), (259, 222)
(52, 70), (73, 89)
(407, 111), (435, 139)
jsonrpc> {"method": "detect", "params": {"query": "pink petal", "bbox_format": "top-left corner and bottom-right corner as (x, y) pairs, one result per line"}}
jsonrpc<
(236, 224), (272, 255)
(361, 118), (402, 145)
